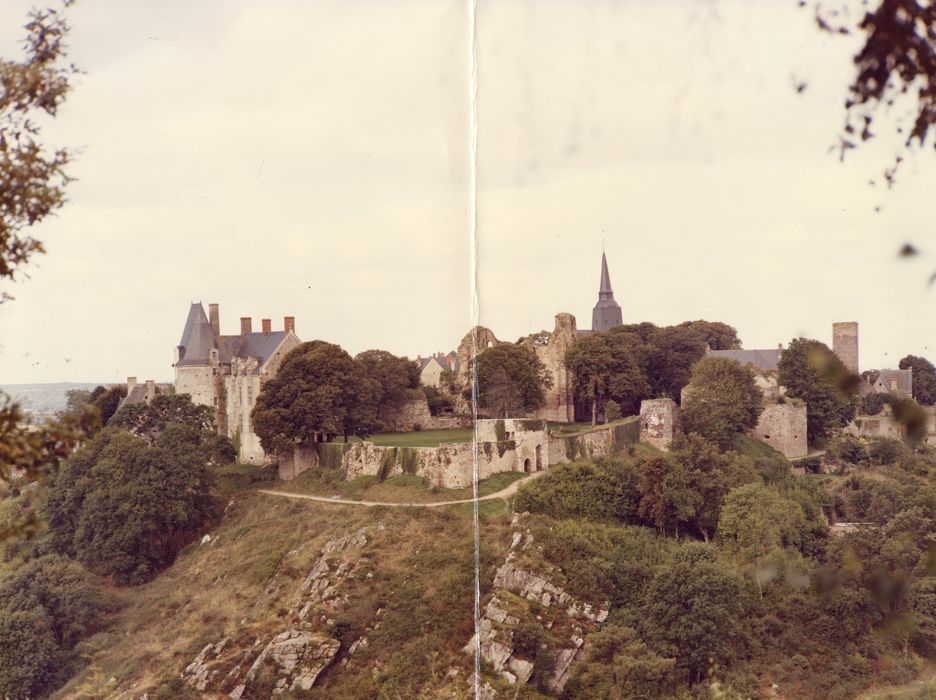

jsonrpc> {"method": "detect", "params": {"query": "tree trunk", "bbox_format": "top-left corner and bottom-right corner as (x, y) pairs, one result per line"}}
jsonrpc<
(591, 400), (597, 426)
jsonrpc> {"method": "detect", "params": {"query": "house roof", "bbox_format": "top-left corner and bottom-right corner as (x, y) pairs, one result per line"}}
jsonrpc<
(706, 348), (782, 372)
(175, 302), (292, 369)
(874, 368), (913, 397)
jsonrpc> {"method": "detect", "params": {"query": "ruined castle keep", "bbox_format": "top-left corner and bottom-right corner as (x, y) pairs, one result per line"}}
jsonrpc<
(173, 303), (301, 464)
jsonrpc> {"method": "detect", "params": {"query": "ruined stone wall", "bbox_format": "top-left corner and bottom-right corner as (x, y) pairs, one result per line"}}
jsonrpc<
(753, 403), (807, 458)
(475, 418), (549, 472)
(547, 419), (640, 464)
(639, 399), (678, 451)
(523, 313), (577, 423)
(376, 397), (472, 433)
(846, 415), (904, 440)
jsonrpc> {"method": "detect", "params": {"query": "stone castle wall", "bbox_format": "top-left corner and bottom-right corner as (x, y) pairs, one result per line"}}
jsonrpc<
(279, 417), (642, 487)
(833, 322), (859, 375)
(754, 403), (807, 458)
(377, 397), (472, 433)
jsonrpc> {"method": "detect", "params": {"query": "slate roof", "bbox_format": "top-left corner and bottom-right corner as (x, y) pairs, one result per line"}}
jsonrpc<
(175, 302), (291, 369)
(420, 354), (459, 372)
(176, 303), (217, 366)
(707, 348), (782, 372)
(874, 368), (913, 398)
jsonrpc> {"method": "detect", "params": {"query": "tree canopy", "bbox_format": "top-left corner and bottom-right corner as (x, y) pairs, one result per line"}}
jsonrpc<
(681, 356), (764, 450)
(473, 343), (552, 417)
(43, 426), (217, 585)
(109, 393), (214, 443)
(355, 349), (421, 418)
(778, 337), (856, 444)
(566, 331), (649, 424)
(252, 341), (381, 451)
(899, 355), (936, 406)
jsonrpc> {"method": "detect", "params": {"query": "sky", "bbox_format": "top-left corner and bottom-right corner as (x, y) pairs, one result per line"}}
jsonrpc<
(0, 0), (934, 385)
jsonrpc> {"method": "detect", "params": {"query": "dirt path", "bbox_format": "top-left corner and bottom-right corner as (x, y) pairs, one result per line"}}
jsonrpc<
(258, 469), (547, 508)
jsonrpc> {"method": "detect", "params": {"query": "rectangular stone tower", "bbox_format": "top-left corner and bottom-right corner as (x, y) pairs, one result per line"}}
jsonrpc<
(832, 322), (859, 374)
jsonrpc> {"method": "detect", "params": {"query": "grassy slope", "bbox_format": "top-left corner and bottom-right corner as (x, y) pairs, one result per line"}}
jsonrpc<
(54, 489), (515, 699)
(265, 469), (527, 503)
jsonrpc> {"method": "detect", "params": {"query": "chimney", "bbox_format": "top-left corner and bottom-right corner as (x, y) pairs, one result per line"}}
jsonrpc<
(145, 380), (156, 401)
(284, 316), (295, 334)
(262, 318), (271, 334)
(209, 303), (220, 336)
(127, 377), (137, 394)
(240, 317), (252, 335)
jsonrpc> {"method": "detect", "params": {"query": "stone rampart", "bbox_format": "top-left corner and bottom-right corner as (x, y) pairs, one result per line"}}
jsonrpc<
(639, 399), (678, 451)
(753, 403), (807, 458)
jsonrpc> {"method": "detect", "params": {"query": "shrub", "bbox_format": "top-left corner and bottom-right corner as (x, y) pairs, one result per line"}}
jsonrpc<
(513, 462), (639, 523)
(867, 438), (902, 466)
(827, 435), (867, 466)
(605, 400), (622, 422)
(862, 392), (887, 416)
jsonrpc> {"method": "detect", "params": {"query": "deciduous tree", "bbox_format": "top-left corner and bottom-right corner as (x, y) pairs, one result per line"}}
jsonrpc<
(474, 343), (551, 418)
(681, 357), (764, 450)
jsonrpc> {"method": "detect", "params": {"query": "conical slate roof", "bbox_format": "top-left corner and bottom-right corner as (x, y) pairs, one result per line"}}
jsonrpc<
(176, 302), (217, 366)
(598, 251), (613, 298)
(592, 251), (622, 331)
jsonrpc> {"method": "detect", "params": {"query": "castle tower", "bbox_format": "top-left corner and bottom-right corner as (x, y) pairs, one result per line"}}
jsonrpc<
(591, 251), (622, 331)
(832, 321), (859, 374)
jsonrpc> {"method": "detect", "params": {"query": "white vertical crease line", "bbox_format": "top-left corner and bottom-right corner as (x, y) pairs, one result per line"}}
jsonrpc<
(468, 0), (481, 698)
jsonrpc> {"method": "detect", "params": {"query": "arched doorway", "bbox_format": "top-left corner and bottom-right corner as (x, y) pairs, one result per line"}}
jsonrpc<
(523, 457), (532, 472)
(535, 445), (542, 471)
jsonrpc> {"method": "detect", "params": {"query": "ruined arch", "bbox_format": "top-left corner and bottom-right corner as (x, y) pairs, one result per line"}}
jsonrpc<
(535, 444), (542, 471)
(523, 457), (532, 473)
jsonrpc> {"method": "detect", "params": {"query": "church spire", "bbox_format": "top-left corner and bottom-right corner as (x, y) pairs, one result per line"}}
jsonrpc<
(599, 251), (613, 298)
(591, 249), (622, 332)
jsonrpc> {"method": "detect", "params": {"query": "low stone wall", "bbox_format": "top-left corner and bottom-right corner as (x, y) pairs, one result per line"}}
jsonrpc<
(547, 420), (640, 464)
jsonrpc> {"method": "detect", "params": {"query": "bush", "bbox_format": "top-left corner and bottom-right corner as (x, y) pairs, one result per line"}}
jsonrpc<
(862, 392), (887, 416)
(513, 462), (639, 523)
(44, 427), (218, 585)
(605, 400), (622, 422)
(867, 438), (902, 466)
(827, 435), (867, 466)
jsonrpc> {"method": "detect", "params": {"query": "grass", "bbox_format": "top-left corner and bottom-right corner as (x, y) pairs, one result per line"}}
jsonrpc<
(212, 463), (278, 495)
(330, 428), (473, 448)
(268, 468), (528, 504)
(735, 434), (788, 461)
(54, 489), (515, 699)
(548, 415), (639, 437)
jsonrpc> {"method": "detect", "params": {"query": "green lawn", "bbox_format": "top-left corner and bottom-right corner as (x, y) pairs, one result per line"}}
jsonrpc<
(735, 434), (787, 461)
(268, 468), (527, 503)
(548, 415), (639, 437)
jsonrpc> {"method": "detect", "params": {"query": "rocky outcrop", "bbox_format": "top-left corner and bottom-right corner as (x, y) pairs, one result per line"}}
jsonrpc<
(463, 514), (609, 694)
(181, 525), (381, 698)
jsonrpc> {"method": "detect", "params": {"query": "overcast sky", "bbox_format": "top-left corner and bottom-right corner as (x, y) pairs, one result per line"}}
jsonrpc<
(0, 0), (933, 385)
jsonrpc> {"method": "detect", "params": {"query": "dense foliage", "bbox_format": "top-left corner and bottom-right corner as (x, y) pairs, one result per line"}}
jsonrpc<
(355, 349), (422, 418)
(681, 356), (764, 450)
(472, 343), (551, 417)
(566, 332), (649, 424)
(899, 354), (936, 406)
(43, 426), (217, 585)
(778, 338), (857, 444)
(0, 554), (114, 699)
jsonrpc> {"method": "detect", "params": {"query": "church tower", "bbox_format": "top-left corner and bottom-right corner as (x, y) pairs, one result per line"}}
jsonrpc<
(591, 251), (622, 331)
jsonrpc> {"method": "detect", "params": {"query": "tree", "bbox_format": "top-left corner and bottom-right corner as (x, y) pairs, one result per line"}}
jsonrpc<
(862, 391), (887, 416)
(636, 456), (700, 539)
(899, 355), (936, 406)
(642, 325), (707, 402)
(109, 393), (214, 443)
(567, 331), (649, 424)
(681, 357), (764, 450)
(0, 608), (60, 699)
(43, 426), (217, 585)
(63, 388), (92, 415)
(642, 543), (751, 684)
(91, 384), (127, 424)
(679, 320), (742, 351)
(0, 2), (78, 300)
(355, 349), (421, 418)
(810, 0), (936, 179)
(252, 341), (379, 451)
(473, 343), (551, 418)
(778, 337), (856, 443)
(717, 482), (809, 595)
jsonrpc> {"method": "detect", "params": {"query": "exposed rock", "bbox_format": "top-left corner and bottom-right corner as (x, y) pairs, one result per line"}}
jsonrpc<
(245, 630), (340, 693)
